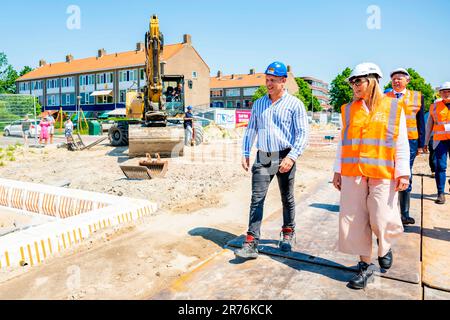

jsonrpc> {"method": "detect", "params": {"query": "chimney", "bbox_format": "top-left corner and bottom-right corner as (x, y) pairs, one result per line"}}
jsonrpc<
(249, 68), (255, 75)
(39, 59), (47, 67)
(66, 54), (73, 63)
(231, 74), (235, 79)
(217, 71), (222, 78)
(136, 42), (144, 52)
(287, 65), (292, 73)
(98, 48), (106, 58)
(183, 34), (192, 45)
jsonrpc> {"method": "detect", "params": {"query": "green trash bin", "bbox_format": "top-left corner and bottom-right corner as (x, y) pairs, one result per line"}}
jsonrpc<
(88, 120), (102, 136)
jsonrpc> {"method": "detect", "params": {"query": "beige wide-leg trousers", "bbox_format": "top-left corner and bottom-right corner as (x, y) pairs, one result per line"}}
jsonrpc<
(339, 176), (404, 258)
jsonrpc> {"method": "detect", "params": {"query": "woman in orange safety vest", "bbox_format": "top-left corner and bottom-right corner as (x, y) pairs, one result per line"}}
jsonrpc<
(332, 63), (410, 290)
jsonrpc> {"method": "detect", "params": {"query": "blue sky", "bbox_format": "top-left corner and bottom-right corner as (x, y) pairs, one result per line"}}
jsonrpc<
(1, 0), (449, 87)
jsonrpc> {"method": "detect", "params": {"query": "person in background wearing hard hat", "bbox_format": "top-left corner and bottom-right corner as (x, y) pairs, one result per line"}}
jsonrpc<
(332, 63), (410, 290)
(184, 106), (194, 146)
(385, 68), (425, 226)
(424, 82), (450, 204)
(235, 61), (309, 260)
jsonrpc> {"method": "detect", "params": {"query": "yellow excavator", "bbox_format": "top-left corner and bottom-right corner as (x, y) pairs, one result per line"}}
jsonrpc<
(108, 15), (203, 161)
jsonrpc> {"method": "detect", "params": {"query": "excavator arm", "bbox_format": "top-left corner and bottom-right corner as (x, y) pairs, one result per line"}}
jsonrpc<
(143, 15), (167, 126)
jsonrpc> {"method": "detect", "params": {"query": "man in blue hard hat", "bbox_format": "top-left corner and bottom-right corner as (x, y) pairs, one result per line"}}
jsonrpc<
(235, 61), (309, 259)
(184, 106), (194, 146)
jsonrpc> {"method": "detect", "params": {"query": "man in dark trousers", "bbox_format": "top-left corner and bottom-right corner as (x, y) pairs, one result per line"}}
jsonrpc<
(385, 68), (425, 225)
(235, 61), (309, 259)
(184, 105), (194, 146)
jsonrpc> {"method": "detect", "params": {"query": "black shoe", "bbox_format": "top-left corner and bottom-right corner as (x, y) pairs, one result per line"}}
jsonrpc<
(378, 249), (393, 270)
(279, 227), (296, 252)
(401, 216), (416, 225)
(235, 235), (258, 259)
(348, 262), (375, 290)
(436, 193), (446, 205)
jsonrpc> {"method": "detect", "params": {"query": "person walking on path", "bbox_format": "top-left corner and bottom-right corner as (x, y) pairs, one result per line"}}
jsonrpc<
(47, 113), (56, 144)
(39, 117), (50, 145)
(184, 106), (194, 146)
(385, 68), (425, 226)
(424, 82), (450, 204)
(332, 63), (410, 290)
(424, 111), (436, 177)
(235, 61), (309, 260)
(21, 115), (31, 145)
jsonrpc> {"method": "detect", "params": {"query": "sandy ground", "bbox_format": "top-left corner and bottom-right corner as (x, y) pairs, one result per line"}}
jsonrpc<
(0, 128), (339, 299)
(0, 208), (51, 236)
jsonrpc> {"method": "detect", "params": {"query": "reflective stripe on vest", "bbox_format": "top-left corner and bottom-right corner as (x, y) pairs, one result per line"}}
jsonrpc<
(340, 97), (401, 179)
(431, 101), (450, 141)
(387, 90), (421, 139)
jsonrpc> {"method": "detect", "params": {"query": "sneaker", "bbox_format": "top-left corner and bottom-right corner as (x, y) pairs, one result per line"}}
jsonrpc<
(348, 262), (375, 290)
(436, 193), (446, 205)
(235, 235), (258, 259)
(279, 227), (296, 252)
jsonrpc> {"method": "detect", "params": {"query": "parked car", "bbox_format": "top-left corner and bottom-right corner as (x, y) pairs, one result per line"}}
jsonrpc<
(3, 119), (41, 138)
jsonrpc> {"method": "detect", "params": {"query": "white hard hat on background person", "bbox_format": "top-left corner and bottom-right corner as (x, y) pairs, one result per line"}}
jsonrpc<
(390, 68), (410, 78)
(348, 62), (383, 82)
(439, 82), (450, 91)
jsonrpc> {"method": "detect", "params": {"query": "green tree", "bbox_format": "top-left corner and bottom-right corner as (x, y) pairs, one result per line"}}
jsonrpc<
(19, 66), (33, 77)
(330, 67), (353, 113)
(252, 86), (268, 101)
(294, 77), (322, 112)
(384, 68), (436, 112)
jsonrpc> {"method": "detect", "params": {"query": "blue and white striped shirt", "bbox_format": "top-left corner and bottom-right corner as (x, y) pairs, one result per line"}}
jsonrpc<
(242, 91), (309, 161)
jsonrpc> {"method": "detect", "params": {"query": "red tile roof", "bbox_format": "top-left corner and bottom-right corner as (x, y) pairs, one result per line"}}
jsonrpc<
(17, 43), (184, 81)
(210, 73), (266, 89)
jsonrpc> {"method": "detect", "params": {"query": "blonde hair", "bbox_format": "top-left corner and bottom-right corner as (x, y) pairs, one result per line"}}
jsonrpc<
(353, 75), (384, 110)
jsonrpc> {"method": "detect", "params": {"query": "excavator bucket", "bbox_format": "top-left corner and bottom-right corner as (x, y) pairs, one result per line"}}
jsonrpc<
(138, 153), (168, 177)
(120, 166), (154, 180)
(128, 125), (184, 158)
(120, 154), (168, 180)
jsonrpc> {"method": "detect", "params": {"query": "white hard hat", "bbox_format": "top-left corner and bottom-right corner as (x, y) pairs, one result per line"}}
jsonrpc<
(348, 62), (383, 82)
(390, 68), (410, 78)
(439, 82), (450, 91)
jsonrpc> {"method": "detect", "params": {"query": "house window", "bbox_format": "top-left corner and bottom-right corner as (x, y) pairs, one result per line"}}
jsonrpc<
(119, 70), (137, 82)
(236, 101), (242, 108)
(192, 71), (198, 79)
(211, 101), (224, 108)
(97, 72), (113, 84)
(225, 88), (240, 97)
(140, 69), (146, 81)
(46, 94), (60, 106)
(97, 95), (113, 104)
(61, 77), (74, 88)
(119, 90), (127, 103)
(32, 81), (43, 90)
(210, 89), (223, 97)
(243, 87), (258, 97)
(80, 92), (95, 105)
(226, 101), (234, 108)
(244, 100), (252, 108)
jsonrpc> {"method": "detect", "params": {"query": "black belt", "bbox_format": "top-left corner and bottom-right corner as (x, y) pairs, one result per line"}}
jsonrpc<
(257, 149), (291, 166)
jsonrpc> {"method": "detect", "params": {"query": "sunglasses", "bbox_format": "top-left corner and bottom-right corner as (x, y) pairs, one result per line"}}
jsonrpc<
(349, 77), (368, 87)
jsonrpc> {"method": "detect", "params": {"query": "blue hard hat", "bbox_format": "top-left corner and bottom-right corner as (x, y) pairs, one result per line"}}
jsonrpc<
(187, 106), (193, 110)
(384, 88), (393, 94)
(265, 61), (288, 78)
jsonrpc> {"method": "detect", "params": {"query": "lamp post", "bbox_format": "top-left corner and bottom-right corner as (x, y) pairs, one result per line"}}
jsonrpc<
(77, 95), (82, 132)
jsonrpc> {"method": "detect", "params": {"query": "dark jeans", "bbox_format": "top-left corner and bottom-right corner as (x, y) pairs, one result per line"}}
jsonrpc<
(406, 139), (418, 193)
(429, 139), (436, 173)
(247, 149), (296, 241)
(435, 140), (450, 194)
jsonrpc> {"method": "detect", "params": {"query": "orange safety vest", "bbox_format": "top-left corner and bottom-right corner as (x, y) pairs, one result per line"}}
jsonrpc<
(430, 101), (450, 141)
(340, 96), (403, 179)
(386, 90), (422, 140)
